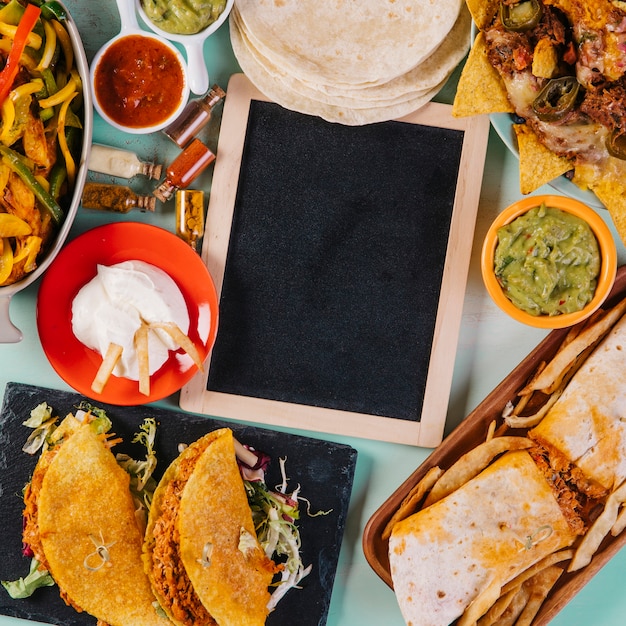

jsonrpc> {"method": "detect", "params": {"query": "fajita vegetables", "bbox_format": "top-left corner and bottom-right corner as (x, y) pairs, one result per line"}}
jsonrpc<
(453, 0), (626, 246)
(385, 295), (626, 625)
(2, 402), (315, 625)
(0, 0), (83, 286)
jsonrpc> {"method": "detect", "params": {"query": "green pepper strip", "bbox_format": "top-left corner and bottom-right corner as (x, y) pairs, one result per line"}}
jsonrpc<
(0, 145), (64, 225)
(0, 3), (41, 106)
(40, 1), (67, 21)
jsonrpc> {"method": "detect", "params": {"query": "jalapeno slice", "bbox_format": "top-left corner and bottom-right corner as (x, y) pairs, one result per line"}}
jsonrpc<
(500, 0), (543, 32)
(606, 129), (626, 160)
(532, 76), (580, 122)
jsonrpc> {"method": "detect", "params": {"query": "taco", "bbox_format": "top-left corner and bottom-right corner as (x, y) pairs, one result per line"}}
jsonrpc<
(22, 412), (169, 626)
(143, 427), (278, 626)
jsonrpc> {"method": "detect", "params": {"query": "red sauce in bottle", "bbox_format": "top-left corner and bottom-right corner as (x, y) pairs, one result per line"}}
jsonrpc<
(93, 34), (185, 128)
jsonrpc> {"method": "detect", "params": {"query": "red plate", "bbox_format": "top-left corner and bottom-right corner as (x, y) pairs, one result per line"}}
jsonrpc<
(36, 222), (219, 405)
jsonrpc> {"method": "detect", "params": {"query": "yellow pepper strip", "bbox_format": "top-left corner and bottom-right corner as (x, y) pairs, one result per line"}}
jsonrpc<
(0, 213), (32, 237)
(57, 91), (77, 187)
(0, 21), (42, 51)
(35, 19), (56, 71)
(38, 74), (76, 108)
(11, 78), (43, 100)
(35, 174), (49, 191)
(0, 237), (13, 284)
(12, 235), (41, 270)
(51, 19), (72, 75)
(0, 97), (15, 144)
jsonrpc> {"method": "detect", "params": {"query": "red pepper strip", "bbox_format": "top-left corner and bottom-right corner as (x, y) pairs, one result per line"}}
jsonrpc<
(0, 3), (42, 106)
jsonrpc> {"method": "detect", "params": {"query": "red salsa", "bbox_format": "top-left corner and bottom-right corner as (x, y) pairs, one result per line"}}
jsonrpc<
(94, 34), (184, 128)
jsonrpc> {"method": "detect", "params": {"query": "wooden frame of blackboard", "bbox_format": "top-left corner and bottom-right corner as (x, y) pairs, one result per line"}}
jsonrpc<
(180, 73), (490, 447)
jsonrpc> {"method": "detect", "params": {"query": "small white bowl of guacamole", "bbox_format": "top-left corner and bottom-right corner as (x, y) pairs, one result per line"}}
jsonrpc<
(136, 0), (234, 95)
(481, 195), (617, 329)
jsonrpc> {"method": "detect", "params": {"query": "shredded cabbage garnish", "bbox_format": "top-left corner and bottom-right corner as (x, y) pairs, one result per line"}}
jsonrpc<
(1, 558), (54, 599)
(241, 453), (324, 610)
(21, 402), (57, 454)
(115, 418), (159, 531)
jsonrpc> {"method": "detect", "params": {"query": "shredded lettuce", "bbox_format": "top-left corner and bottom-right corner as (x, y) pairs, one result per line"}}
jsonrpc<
(21, 402), (57, 454)
(1, 558), (55, 599)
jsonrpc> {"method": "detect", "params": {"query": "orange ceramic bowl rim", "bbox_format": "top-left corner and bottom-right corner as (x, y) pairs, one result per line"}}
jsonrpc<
(481, 195), (617, 329)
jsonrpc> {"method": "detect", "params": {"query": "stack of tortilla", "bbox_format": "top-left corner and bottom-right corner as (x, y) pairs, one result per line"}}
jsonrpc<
(230, 0), (471, 125)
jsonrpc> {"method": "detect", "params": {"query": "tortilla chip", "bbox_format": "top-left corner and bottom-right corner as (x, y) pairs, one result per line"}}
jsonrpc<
(453, 32), (514, 117)
(514, 123), (573, 194)
(465, 0), (501, 30)
(38, 424), (168, 626)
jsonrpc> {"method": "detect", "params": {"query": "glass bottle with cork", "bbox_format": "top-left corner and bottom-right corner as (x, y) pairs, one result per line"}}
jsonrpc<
(176, 189), (205, 251)
(88, 143), (163, 180)
(163, 84), (226, 149)
(82, 182), (157, 213)
(153, 138), (216, 202)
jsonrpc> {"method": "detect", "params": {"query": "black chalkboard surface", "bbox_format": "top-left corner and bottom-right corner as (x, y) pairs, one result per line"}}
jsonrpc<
(181, 74), (490, 447)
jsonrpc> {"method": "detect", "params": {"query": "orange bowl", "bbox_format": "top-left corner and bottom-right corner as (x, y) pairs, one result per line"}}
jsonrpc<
(481, 195), (617, 329)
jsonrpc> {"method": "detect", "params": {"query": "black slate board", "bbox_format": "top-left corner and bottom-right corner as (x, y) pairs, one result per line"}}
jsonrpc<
(0, 382), (357, 626)
(206, 99), (464, 421)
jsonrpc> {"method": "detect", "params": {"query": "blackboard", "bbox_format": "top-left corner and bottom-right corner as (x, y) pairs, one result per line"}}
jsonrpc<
(181, 74), (490, 447)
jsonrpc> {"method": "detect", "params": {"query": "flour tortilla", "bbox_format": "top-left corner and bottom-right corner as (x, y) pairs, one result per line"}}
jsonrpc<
(234, 0), (463, 86)
(389, 450), (577, 626)
(37, 423), (168, 626)
(233, 4), (471, 106)
(529, 312), (626, 491)
(230, 12), (446, 125)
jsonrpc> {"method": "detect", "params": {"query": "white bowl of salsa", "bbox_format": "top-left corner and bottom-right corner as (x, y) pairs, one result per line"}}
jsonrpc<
(481, 195), (617, 329)
(89, 0), (190, 134)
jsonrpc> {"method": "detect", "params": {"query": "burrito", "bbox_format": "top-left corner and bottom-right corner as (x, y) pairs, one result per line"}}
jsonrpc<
(389, 450), (578, 626)
(143, 427), (278, 626)
(529, 313), (626, 494)
(22, 414), (169, 626)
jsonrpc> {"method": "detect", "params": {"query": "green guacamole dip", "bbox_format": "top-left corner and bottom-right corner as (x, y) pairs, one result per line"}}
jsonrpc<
(494, 203), (600, 317)
(142, 0), (227, 35)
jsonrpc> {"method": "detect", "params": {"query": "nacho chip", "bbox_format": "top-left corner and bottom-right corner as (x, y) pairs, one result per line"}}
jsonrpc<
(453, 32), (514, 117)
(465, 0), (501, 30)
(514, 123), (573, 194)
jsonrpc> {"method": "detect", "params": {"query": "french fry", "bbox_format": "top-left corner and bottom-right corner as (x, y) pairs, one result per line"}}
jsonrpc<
(135, 324), (150, 397)
(423, 437), (534, 507)
(91, 343), (123, 394)
(501, 549), (574, 595)
(457, 578), (503, 626)
(476, 586), (521, 625)
(611, 504), (626, 536)
(381, 466), (443, 540)
(494, 585), (531, 626)
(570, 480), (626, 571)
(148, 321), (204, 371)
(514, 565), (564, 626)
(521, 299), (626, 395)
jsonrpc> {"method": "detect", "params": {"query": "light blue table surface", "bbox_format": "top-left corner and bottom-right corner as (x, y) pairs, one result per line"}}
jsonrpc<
(2, 2), (626, 625)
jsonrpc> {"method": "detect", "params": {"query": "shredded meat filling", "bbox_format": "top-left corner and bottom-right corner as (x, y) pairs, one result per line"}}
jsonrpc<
(150, 442), (217, 626)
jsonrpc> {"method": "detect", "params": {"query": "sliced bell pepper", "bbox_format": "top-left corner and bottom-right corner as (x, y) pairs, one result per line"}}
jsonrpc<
(0, 3), (42, 106)
(0, 144), (63, 225)
(0, 213), (32, 237)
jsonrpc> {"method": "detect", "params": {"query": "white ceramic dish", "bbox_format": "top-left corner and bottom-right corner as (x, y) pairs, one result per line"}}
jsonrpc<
(136, 0), (234, 95)
(90, 0), (190, 133)
(0, 1), (93, 344)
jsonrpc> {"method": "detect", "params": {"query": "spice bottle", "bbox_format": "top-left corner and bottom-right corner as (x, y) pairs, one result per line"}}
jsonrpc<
(176, 189), (205, 250)
(153, 138), (216, 202)
(82, 182), (156, 213)
(88, 143), (163, 180)
(163, 84), (226, 148)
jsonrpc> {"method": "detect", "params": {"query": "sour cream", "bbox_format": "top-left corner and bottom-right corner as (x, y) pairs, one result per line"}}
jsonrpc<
(71, 260), (190, 380)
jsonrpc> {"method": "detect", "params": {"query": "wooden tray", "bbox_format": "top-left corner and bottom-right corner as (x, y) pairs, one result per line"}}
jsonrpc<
(363, 265), (626, 624)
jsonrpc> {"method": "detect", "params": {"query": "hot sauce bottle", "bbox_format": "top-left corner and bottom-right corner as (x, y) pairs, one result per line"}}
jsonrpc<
(163, 84), (226, 148)
(153, 138), (216, 202)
